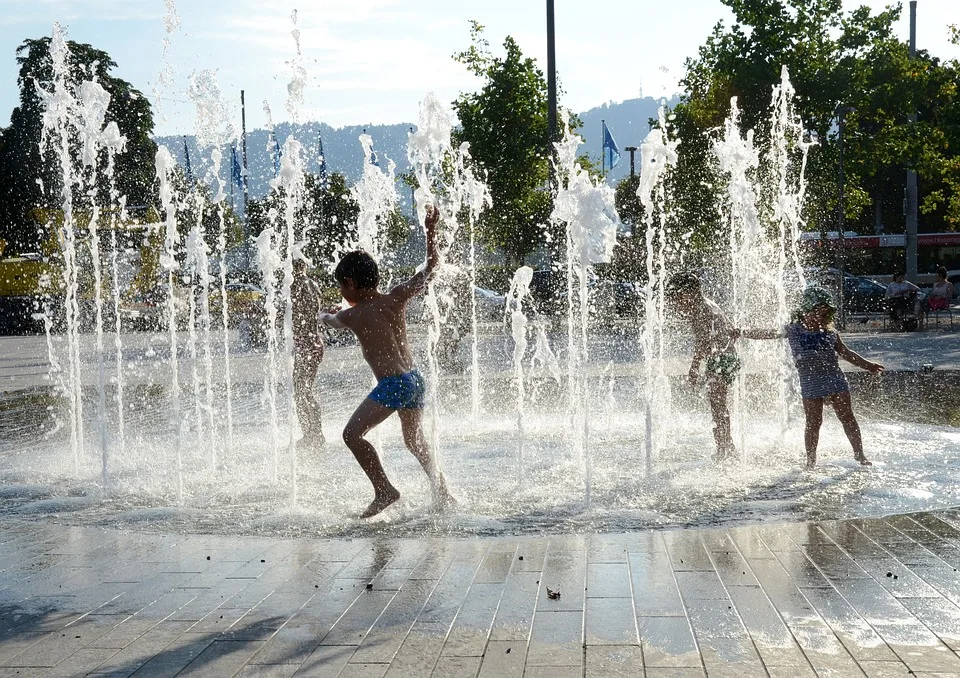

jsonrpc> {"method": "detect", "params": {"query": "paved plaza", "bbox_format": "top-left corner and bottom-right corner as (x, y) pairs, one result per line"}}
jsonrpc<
(2, 510), (960, 677)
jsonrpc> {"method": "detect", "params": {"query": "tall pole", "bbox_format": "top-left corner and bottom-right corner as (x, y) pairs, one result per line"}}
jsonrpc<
(546, 0), (557, 146)
(837, 107), (850, 331)
(240, 90), (251, 271)
(625, 146), (638, 178)
(905, 0), (919, 282)
(240, 90), (249, 213)
(601, 120), (605, 173)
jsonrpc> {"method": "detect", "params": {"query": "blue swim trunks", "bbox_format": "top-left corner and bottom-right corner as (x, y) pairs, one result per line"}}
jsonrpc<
(368, 370), (426, 410)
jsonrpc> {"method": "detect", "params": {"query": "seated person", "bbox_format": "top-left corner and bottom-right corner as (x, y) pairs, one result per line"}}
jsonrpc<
(884, 272), (922, 330)
(926, 266), (955, 313)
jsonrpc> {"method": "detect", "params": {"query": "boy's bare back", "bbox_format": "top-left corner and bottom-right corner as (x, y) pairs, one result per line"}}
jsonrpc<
(321, 206), (439, 380)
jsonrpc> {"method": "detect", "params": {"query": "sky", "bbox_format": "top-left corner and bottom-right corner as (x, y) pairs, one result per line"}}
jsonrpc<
(0, 0), (958, 137)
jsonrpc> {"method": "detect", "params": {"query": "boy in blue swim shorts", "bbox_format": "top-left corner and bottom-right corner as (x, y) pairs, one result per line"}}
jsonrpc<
(320, 205), (454, 518)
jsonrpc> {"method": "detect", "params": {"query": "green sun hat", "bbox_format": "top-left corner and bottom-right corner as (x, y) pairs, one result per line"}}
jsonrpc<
(798, 286), (836, 314)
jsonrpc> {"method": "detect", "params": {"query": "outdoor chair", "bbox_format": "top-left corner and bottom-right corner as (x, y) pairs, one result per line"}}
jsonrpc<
(927, 302), (954, 329)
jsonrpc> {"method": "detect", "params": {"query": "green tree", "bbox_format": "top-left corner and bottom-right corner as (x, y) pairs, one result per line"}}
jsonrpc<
(452, 22), (553, 268)
(672, 0), (960, 252)
(0, 36), (157, 253)
(247, 171), (361, 270)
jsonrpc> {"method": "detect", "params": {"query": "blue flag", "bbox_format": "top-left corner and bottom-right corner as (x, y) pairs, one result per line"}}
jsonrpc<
(272, 132), (282, 177)
(231, 145), (243, 190)
(317, 134), (330, 191)
(183, 136), (193, 181)
(602, 121), (620, 170)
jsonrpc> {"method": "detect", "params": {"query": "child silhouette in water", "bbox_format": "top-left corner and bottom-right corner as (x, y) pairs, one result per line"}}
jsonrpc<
(320, 205), (454, 518)
(733, 287), (883, 468)
(667, 272), (741, 461)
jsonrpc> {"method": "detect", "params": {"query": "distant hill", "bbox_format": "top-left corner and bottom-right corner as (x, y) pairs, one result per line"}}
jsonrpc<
(154, 95), (683, 201)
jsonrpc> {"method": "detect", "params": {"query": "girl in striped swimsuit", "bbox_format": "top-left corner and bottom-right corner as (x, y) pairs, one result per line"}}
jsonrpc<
(735, 287), (884, 469)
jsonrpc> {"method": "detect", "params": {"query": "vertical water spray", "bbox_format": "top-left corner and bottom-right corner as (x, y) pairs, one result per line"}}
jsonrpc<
(506, 266), (534, 461)
(77, 77), (126, 486)
(38, 25), (84, 474)
(636, 104), (679, 473)
(276, 138), (306, 504)
(156, 146), (184, 502)
(551, 119), (619, 503)
(188, 68), (236, 465)
(765, 67), (814, 430)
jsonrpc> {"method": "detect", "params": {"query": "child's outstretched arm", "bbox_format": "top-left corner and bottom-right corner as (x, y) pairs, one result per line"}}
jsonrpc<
(730, 328), (783, 340)
(835, 335), (884, 374)
(391, 204), (440, 301)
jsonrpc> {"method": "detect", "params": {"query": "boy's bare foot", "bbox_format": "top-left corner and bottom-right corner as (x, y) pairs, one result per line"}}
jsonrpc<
(805, 459), (816, 470)
(360, 488), (400, 519)
(855, 454), (873, 466)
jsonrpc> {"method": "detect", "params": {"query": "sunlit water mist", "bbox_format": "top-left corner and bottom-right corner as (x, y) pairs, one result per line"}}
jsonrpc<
(9, 26), (959, 540)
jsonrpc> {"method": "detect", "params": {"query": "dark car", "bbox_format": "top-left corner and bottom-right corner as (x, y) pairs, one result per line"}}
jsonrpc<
(842, 276), (888, 313)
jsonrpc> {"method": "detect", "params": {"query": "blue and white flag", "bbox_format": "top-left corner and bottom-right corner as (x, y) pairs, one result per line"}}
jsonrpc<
(272, 132), (282, 177)
(318, 134), (329, 191)
(602, 121), (620, 170)
(231, 145), (243, 190)
(183, 136), (193, 181)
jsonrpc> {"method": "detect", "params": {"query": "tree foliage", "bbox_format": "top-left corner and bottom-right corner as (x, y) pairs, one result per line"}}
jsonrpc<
(0, 37), (158, 253)
(671, 0), (960, 252)
(451, 22), (553, 267)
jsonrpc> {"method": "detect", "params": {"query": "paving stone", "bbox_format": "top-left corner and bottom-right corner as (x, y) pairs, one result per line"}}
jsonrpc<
(585, 596), (638, 645)
(639, 616), (700, 668)
(477, 639), (525, 678)
(586, 562), (631, 598)
(526, 610), (583, 667)
(584, 644), (643, 677)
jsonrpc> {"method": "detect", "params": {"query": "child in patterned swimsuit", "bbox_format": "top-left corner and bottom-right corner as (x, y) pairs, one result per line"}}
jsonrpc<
(734, 287), (884, 469)
(320, 205), (454, 518)
(667, 272), (740, 462)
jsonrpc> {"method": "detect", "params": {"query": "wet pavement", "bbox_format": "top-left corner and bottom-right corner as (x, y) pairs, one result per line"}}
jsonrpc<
(1, 510), (960, 676)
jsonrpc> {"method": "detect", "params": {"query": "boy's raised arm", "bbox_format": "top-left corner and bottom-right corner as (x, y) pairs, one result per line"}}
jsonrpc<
(393, 205), (440, 300)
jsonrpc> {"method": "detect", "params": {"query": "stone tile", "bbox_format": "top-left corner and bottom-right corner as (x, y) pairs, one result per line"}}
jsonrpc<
(631, 552), (685, 617)
(585, 645), (643, 677)
(585, 596), (637, 645)
(297, 643), (355, 677)
(319, 591), (396, 646)
(430, 655), (481, 677)
(643, 668), (706, 677)
(588, 534), (629, 563)
(538, 546), (585, 612)
(441, 582), (502, 657)
(488, 571), (540, 642)
(177, 639), (266, 676)
(350, 578), (436, 664)
(235, 664), (300, 677)
(523, 667), (583, 678)
(586, 562), (631, 598)
(898, 596), (960, 650)
(477, 640), (524, 678)
(473, 547), (516, 584)
(339, 662), (389, 678)
(526, 610), (583, 667)
(639, 616), (700, 668)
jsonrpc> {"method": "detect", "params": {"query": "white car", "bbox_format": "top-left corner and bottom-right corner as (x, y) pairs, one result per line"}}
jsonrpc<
(473, 286), (507, 320)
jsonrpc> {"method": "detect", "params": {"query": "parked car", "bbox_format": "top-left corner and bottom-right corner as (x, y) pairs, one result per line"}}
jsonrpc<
(473, 286), (507, 321)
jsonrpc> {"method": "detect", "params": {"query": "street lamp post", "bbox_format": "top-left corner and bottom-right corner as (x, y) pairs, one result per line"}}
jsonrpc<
(625, 146), (638, 178)
(837, 105), (855, 331)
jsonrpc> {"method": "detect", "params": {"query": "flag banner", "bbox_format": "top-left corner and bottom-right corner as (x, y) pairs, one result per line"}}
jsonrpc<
(231, 145), (243, 189)
(318, 134), (329, 191)
(272, 132), (282, 176)
(602, 121), (620, 170)
(183, 136), (193, 180)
